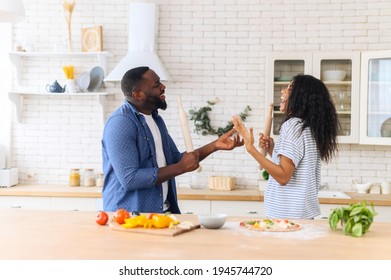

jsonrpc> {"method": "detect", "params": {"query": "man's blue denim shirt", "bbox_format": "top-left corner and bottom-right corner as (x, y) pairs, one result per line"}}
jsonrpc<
(102, 100), (183, 213)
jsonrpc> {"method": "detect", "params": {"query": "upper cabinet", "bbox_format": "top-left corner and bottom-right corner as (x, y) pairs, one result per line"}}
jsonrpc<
(266, 52), (360, 144)
(360, 50), (391, 145)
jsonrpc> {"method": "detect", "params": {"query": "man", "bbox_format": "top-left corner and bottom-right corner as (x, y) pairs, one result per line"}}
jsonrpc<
(102, 66), (243, 213)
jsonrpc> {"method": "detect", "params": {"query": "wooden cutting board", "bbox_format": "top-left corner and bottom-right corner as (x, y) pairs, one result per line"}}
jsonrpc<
(109, 214), (201, 236)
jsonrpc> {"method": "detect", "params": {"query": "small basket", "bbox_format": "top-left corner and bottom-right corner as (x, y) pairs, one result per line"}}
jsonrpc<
(208, 176), (235, 191)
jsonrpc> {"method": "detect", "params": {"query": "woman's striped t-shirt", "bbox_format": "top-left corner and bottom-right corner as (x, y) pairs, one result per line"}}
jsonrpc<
(265, 117), (321, 219)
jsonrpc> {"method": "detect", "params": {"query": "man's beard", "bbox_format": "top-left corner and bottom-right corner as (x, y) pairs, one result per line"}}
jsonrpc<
(154, 96), (167, 110)
(156, 99), (167, 110)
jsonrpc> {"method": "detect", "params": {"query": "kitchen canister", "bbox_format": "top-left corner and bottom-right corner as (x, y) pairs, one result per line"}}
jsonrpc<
(96, 173), (104, 187)
(84, 169), (96, 187)
(381, 181), (391, 195)
(69, 168), (80, 187)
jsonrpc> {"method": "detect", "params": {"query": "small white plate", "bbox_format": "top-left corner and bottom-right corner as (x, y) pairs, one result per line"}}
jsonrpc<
(88, 66), (104, 92)
(77, 72), (90, 92)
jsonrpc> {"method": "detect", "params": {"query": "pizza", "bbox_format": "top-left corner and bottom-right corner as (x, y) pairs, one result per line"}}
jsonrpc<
(240, 218), (302, 232)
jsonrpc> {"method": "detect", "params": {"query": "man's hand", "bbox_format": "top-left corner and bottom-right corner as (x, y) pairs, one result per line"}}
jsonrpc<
(178, 151), (200, 173)
(214, 128), (244, 150)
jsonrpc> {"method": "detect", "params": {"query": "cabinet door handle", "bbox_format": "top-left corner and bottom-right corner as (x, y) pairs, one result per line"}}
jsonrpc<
(11, 205), (22, 208)
(246, 211), (258, 214)
(184, 211), (193, 214)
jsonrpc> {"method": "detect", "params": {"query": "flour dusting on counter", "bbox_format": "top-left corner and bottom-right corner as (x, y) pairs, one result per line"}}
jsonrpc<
(223, 221), (329, 240)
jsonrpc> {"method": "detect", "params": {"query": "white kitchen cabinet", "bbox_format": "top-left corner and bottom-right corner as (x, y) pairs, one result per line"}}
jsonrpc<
(0, 196), (51, 210)
(96, 198), (103, 211)
(266, 52), (360, 144)
(178, 199), (210, 215)
(211, 200), (265, 217)
(8, 51), (114, 124)
(317, 203), (391, 222)
(0, 196), (102, 211)
(51, 197), (97, 211)
(360, 50), (391, 145)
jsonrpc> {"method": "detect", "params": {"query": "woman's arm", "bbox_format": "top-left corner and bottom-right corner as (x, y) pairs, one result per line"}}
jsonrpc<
(231, 116), (295, 186)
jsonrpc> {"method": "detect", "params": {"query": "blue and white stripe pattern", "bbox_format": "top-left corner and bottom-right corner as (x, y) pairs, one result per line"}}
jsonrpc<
(265, 117), (321, 219)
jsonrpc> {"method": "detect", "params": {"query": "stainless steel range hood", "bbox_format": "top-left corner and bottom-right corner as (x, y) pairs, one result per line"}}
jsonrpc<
(104, 2), (170, 82)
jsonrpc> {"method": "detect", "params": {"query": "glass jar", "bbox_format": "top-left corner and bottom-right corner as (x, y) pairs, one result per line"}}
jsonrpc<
(69, 169), (80, 187)
(96, 173), (104, 187)
(84, 169), (96, 187)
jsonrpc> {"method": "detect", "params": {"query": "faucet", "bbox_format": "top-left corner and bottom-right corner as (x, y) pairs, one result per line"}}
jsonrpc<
(319, 183), (329, 191)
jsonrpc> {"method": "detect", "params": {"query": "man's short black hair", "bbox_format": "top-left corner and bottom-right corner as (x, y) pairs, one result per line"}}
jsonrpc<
(121, 66), (150, 98)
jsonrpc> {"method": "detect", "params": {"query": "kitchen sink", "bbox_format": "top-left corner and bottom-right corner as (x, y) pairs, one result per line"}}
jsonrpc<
(318, 191), (350, 199)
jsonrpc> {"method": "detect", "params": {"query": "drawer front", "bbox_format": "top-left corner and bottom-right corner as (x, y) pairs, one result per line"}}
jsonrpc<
(178, 200), (210, 215)
(51, 197), (96, 211)
(211, 201), (264, 217)
(0, 196), (51, 210)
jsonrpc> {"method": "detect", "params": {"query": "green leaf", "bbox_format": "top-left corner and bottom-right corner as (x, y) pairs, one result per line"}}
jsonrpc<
(351, 223), (363, 237)
(188, 102), (251, 136)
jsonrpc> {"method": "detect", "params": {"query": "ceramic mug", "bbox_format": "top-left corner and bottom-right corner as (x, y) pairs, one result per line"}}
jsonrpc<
(381, 181), (391, 195)
(65, 79), (79, 93)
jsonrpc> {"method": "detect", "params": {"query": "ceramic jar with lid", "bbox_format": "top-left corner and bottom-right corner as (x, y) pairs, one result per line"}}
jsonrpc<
(84, 169), (96, 187)
(96, 173), (104, 187)
(69, 168), (80, 187)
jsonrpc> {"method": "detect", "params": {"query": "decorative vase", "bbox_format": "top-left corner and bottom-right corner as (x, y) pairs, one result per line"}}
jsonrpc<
(63, 0), (75, 52)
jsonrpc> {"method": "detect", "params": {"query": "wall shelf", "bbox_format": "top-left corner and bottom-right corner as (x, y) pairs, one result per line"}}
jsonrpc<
(8, 91), (115, 124)
(9, 51), (111, 87)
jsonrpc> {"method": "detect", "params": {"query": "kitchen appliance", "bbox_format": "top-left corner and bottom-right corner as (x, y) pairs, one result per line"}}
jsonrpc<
(104, 2), (170, 82)
(0, 168), (18, 188)
(0, 145), (5, 169)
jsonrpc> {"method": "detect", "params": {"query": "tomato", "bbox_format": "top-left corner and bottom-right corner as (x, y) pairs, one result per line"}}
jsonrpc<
(114, 208), (130, 225)
(96, 211), (109, 226)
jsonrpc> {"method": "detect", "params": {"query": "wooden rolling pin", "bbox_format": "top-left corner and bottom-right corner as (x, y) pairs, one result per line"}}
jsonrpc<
(260, 103), (274, 156)
(177, 96), (202, 172)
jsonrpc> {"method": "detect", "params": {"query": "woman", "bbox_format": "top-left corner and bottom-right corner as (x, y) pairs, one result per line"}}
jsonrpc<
(232, 74), (339, 219)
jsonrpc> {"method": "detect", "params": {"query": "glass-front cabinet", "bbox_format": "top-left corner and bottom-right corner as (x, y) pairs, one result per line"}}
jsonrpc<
(360, 50), (391, 145)
(266, 53), (312, 137)
(313, 52), (360, 144)
(266, 52), (360, 144)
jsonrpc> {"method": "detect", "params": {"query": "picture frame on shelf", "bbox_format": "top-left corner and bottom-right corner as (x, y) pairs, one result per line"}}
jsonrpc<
(81, 25), (103, 52)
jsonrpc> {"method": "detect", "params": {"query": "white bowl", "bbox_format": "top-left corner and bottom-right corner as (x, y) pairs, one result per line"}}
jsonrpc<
(198, 213), (227, 229)
(355, 182), (373, 194)
(322, 70), (347, 81)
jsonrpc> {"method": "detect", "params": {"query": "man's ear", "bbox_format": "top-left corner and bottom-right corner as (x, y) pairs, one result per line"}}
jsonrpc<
(132, 90), (144, 101)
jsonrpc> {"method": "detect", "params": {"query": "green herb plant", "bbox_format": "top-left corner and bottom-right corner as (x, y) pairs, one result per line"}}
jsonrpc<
(262, 170), (269, 180)
(189, 100), (251, 136)
(328, 201), (377, 237)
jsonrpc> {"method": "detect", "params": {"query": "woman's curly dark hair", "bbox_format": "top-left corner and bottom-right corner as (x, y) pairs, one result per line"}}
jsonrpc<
(282, 74), (340, 163)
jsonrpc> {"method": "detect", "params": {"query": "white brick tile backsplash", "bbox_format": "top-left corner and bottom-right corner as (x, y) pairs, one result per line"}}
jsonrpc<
(8, 0), (391, 189)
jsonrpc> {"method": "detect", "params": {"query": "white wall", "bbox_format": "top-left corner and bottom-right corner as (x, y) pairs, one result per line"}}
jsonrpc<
(8, 0), (391, 190)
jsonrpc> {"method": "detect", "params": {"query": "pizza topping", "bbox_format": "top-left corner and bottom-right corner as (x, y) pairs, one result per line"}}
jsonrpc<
(240, 218), (301, 232)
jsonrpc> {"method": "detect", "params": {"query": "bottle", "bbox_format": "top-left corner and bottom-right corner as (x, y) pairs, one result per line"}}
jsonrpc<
(84, 169), (96, 187)
(69, 169), (80, 187)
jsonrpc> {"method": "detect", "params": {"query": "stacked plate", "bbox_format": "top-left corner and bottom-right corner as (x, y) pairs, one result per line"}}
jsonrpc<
(76, 72), (90, 92)
(88, 66), (104, 92)
(76, 66), (104, 93)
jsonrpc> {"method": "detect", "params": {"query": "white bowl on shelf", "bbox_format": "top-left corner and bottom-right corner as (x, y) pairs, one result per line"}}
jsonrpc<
(322, 70), (347, 81)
